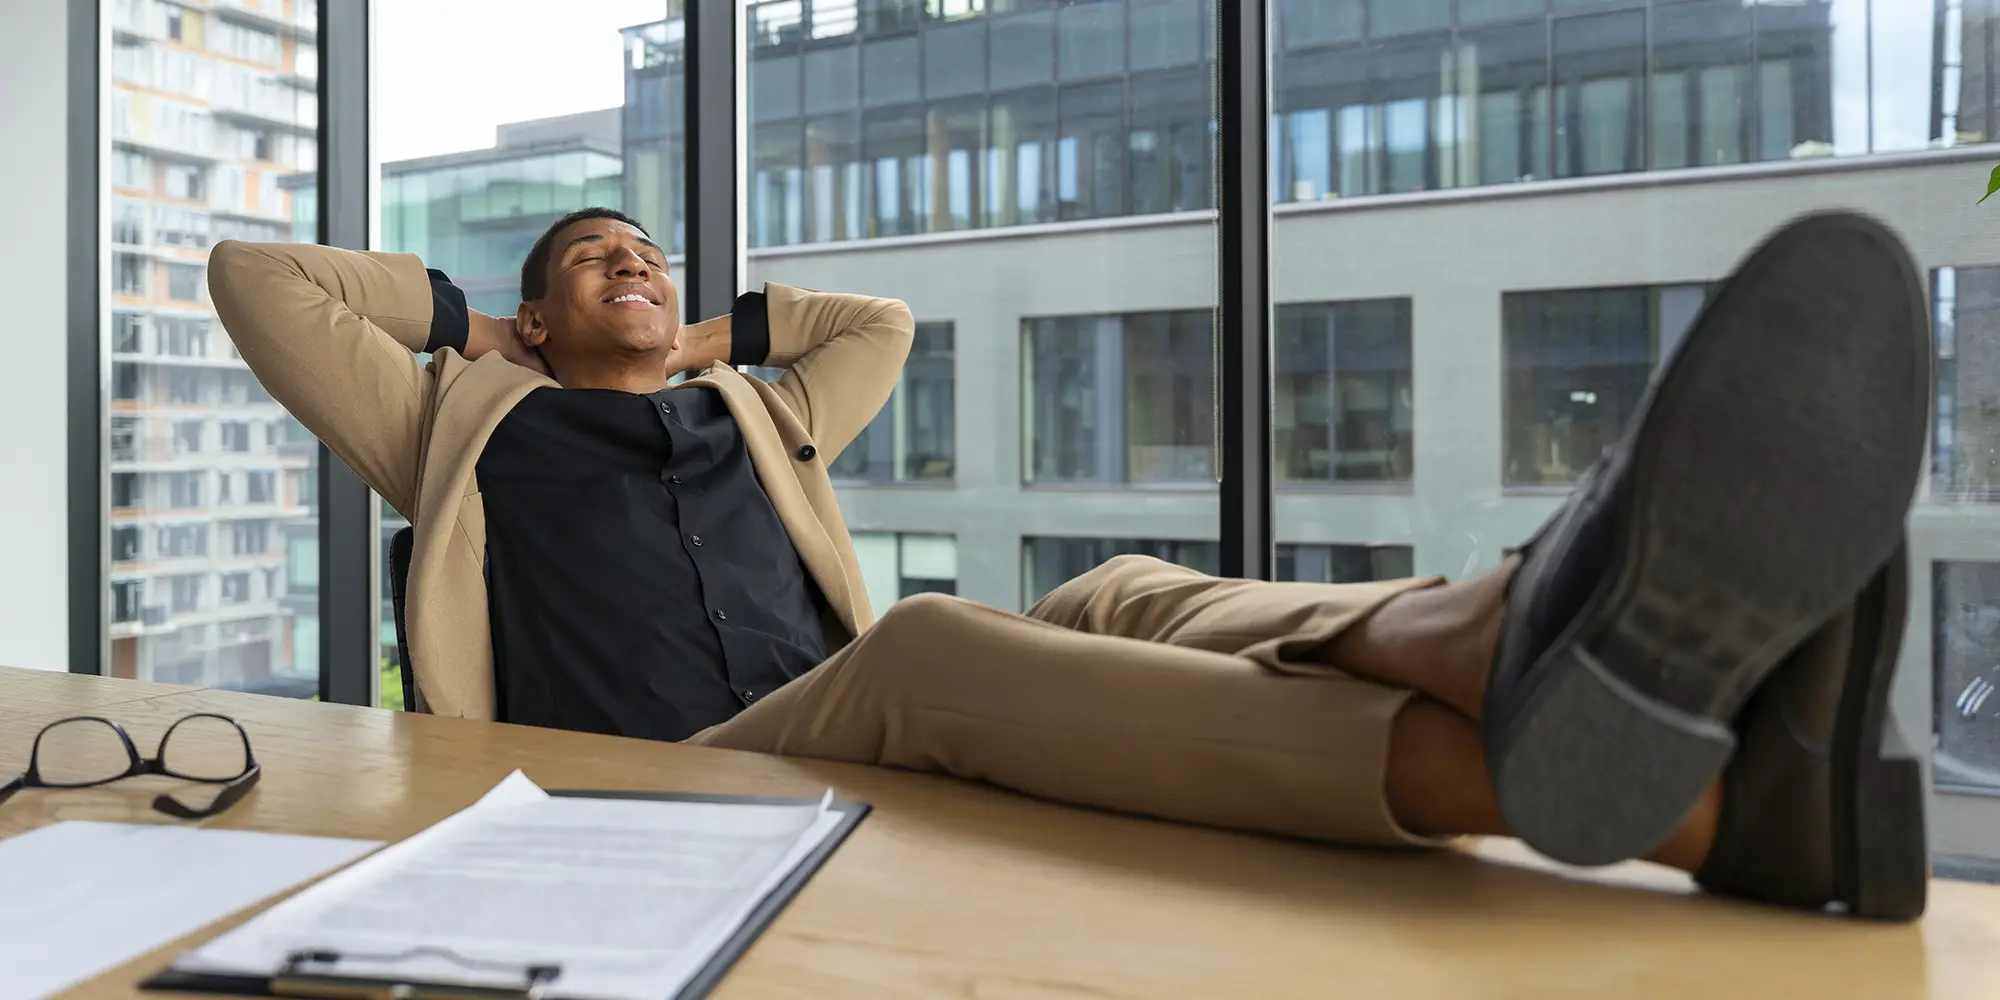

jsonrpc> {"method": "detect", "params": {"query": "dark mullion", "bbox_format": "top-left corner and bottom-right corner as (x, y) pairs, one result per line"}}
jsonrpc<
(316, 0), (373, 707)
(684, 0), (742, 322)
(1215, 1), (1273, 581)
(68, 0), (103, 674)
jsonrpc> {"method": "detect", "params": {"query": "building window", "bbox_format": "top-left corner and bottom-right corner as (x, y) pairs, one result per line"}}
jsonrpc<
(164, 262), (204, 302)
(158, 316), (210, 357)
(113, 149), (149, 190)
(167, 574), (203, 613)
(110, 415), (139, 462)
(113, 313), (145, 354)
(1275, 299), (1414, 484)
(113, 200), (146, 245)
(220, 421), (252, 453)
(113, 362), (143, 401)
(112, 580), (144, 624)
(230, 521), (270, 556)
(1931, 266), (2000, 501)
(850, 532), (959, 618)
(1021, 536), (1219, 610)
(1935, 561), (2000, 793)
(830, 322), (955, 482)
(163, 163), (205, 200)
(1276, 543), (1415, 583)
(1502, 283), (1710, 486)
(167, 471), (203, 508)
(220, 572), (252, 605)
(172, 420), (203, 454)
(111, 472), (143, 510)
(1024, 309), (1213, 485)
(158, 525), (207, 559)
(167, 369), (203, 404)
(111, 526), (142, 563)
(114, 254), (147, 296)
(244, 470), (277, 504)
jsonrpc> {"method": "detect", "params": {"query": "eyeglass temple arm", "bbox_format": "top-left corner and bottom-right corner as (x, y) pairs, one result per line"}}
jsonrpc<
(0, 775), (22, 808)
(152, 763), (261, 820)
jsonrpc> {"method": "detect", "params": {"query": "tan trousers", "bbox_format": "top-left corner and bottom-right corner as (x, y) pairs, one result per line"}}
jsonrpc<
(691, 555), (1444, 847)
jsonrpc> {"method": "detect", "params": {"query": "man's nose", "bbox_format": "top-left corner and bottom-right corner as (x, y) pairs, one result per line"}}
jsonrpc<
(610, 249), (649, 275)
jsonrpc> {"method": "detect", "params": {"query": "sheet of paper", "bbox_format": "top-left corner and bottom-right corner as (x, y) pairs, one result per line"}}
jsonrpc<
(180, 772), (842, 1000)
(0, 822), (380, 1000)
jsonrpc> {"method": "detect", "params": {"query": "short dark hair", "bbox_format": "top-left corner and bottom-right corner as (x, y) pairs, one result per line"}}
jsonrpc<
(520, 207), (651, 301)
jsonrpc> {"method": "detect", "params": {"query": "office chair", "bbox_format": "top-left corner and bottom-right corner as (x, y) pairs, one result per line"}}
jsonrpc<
(388, 525), (417, 712)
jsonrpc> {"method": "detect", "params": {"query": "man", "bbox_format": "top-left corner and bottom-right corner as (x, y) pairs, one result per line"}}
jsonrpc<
(209, 207), (1930, 920)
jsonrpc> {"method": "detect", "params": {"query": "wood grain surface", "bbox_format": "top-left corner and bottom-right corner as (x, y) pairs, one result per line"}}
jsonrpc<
(2, 666), (1996, 1000)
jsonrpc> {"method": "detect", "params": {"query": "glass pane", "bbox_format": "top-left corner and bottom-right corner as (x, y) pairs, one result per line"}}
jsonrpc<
(371, 0), (674, 710)
(1269, 2), (1987, 834)
(107, 0), (319, 695)
(751, 0), (1218, 612)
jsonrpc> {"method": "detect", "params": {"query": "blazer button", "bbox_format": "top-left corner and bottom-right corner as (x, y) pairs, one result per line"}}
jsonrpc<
(796, 444), (817, 461)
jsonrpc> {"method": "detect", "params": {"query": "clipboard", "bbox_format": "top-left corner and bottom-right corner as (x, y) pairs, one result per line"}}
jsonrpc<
(137, 789), (871, 1000)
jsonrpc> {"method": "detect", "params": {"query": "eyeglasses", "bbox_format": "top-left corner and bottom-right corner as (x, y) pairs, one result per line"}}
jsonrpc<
(0, 713), (260, 820)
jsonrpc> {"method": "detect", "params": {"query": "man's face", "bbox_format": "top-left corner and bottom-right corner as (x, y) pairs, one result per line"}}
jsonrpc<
(519, 218), (681, 369)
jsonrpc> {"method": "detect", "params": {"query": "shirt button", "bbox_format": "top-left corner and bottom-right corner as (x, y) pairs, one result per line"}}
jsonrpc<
(668, 475), (683, 486)
(659, 401), (673, 414)
(740, 690), (758, 705)
(713, 608), (728, 621)
(689, 534), (704, 547)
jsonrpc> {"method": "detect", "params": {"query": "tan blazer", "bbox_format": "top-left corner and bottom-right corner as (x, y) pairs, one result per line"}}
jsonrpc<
(206, 241), (914, 720)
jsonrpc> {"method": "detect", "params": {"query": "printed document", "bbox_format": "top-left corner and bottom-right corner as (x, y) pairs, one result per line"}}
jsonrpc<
(0, 822), (377, 1000)
(174, 773), (844, 1000)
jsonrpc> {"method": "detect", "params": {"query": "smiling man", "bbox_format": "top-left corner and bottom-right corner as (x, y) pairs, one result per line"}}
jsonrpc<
(210, 207), (1934, 920)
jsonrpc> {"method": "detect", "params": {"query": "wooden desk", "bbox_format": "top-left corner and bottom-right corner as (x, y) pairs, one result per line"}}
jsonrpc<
(4, 666), (1999, 1000)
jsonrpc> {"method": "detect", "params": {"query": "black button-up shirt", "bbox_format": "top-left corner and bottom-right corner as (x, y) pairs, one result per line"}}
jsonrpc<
(425, 274), (826, 741)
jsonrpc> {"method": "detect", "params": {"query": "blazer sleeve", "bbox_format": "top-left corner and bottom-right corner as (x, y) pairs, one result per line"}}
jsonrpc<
(207, 240), (441, 518)
(750, 282), (915, 461)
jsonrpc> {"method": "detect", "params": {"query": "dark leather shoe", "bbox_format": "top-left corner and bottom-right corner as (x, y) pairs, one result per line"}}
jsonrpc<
(1696, 543), (1928, 920)
(1484, 211), (1931, 866)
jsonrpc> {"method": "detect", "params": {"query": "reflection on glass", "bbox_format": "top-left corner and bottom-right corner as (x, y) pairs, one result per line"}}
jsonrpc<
(1502, 283), (1709, 486)
(1275, 300), (1414, 484)
(1024, 310), (1213, 485)
(1934, 561), (2000, 792)
(107, 0), (319, 696)
(1022, 536), (1219, 610)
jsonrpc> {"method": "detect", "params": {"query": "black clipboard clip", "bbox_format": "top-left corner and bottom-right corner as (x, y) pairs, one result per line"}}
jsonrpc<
(269, 947), (563, 1000)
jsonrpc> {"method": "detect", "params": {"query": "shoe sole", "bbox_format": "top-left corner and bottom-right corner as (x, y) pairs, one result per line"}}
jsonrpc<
(1836, 545), (1928, 920)
(1492, 212), (1931, 866)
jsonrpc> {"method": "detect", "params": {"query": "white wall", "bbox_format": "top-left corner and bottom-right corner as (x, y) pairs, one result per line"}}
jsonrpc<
(0, 1), (73, 671)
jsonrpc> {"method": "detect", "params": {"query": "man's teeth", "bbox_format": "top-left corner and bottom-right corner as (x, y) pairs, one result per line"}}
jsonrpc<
(611, 293), (649, 304)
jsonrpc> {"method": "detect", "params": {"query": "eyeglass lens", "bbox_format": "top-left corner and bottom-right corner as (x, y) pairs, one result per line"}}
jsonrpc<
(159, 715), (250, 781)
(33, 719), (133, 787)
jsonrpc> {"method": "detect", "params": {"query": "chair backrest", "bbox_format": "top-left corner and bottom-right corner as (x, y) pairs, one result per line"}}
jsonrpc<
(388, 525), (417, 711)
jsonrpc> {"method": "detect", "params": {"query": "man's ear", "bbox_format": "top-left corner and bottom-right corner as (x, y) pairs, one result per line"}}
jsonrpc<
(516, 302), (549, 348)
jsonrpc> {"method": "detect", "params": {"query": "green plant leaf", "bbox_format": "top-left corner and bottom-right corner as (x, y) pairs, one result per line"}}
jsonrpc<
(1981, 165), (2000, 204)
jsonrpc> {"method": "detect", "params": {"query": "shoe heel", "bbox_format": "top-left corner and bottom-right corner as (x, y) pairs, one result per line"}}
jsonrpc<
(1495, 643), (1737, 866)
(1847, 731), (1929, 921)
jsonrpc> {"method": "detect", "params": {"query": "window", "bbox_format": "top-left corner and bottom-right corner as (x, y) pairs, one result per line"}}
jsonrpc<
(113, 362), (142, 401)
(230, 521), (270, 556)
(171, 420), (202, 454)
(163, 163), (206, 201)
(1933, 266), (2000, 501)
(246, 470), (277, 504)
(167, 369), (203, 404)
(112, 473), (143, 510)
(158, 317), (209, 357)
(113, 313), (145, 354)
(111, 526), (142, 563)
(113, 200), (146, 245)
(851, 532), (959, 617)
(831, 322), (955, 482)
(220, 421), (252, 453)
(287, 535), (319, 594)
(110, 416), (139, 462)
(220, 572), (252, 605)
(112, 581), (144, 624)
(1935, 561), (2000, 793)
(1025, 310), (1213, 485)
(167, 471), (203, 508)
(167, 574), (203, 613)
(113, 149), (148, 190)
(164, 263), (204, 302)
(1022, 536), (1218, 610)
(113, 254), (147, 295)
(1276, 543), (1415, 584)
(1275, 299), (1413, 484)
(1502, 283), (1709, 486)
(158, 525), (207, 559)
